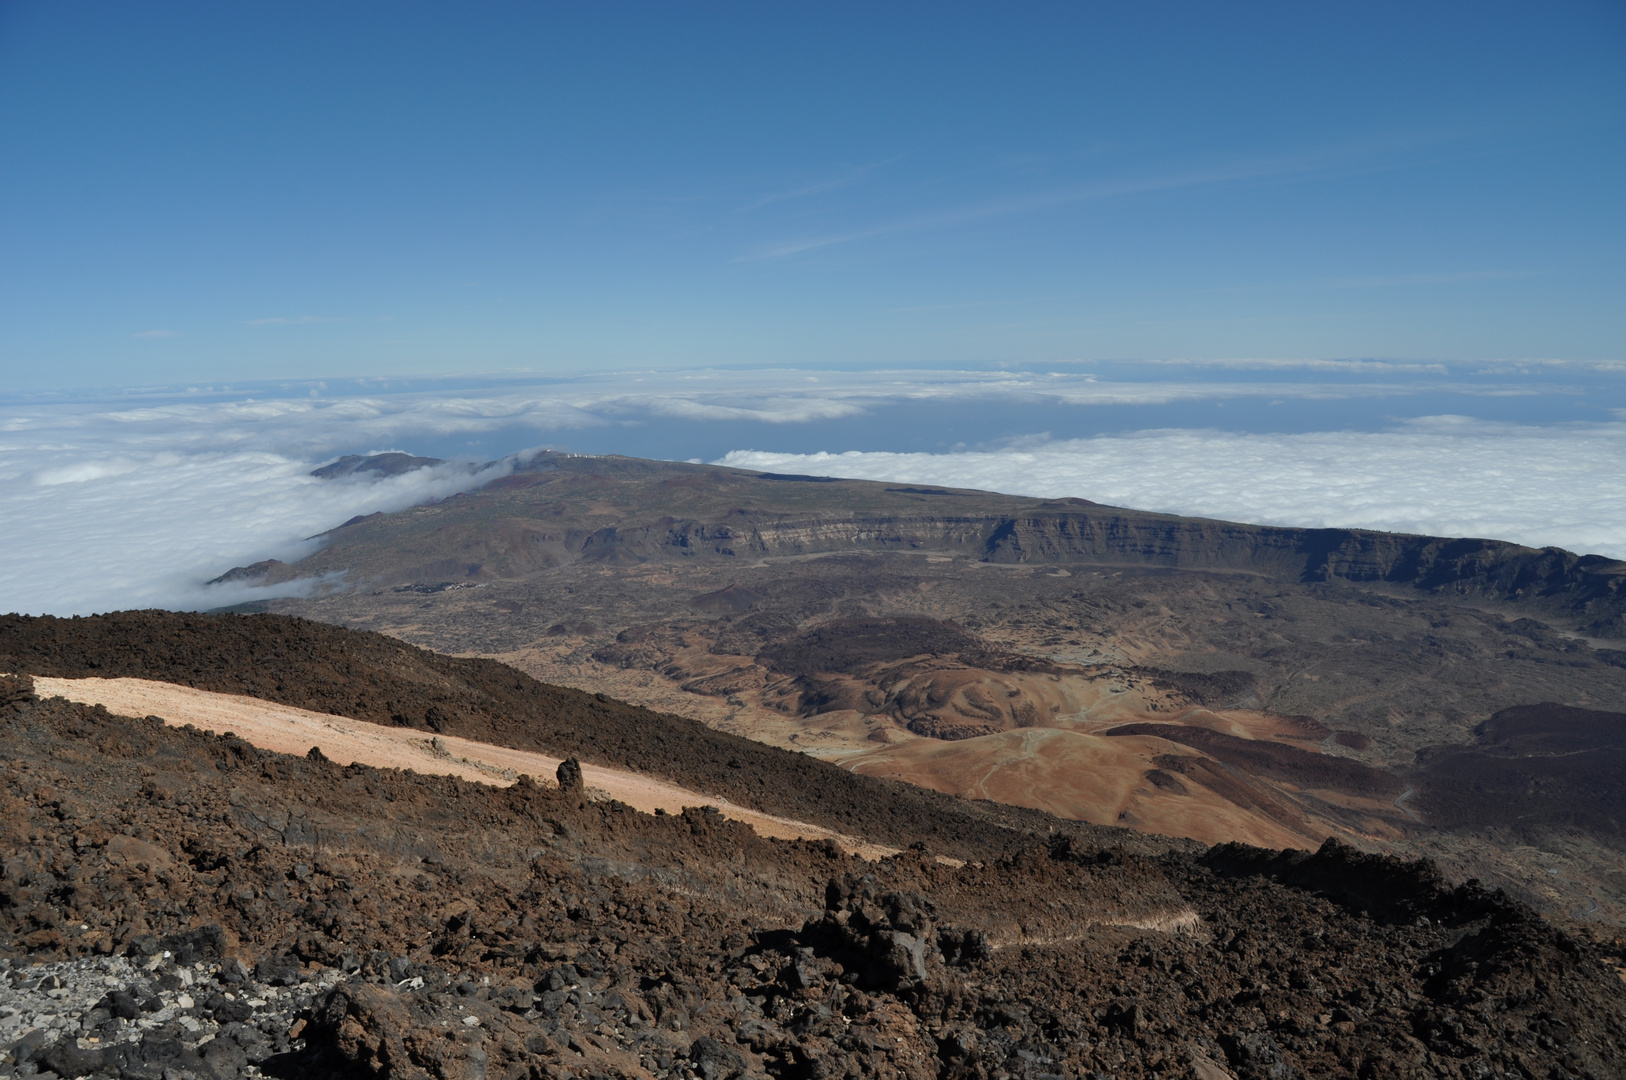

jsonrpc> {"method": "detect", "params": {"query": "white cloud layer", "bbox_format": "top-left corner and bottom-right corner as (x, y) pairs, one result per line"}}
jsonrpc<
(0, 378), (879, 616)
(717, 418), (1626, 560)
(0, 448), (515, 616)
(1, 366), (1621, 616)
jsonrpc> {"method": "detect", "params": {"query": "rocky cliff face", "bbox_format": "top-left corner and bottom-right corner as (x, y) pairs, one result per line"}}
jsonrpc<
(978, 515), (1626, 628)
(239, 455), (1624, 633)
(496, 506), (1626, 631)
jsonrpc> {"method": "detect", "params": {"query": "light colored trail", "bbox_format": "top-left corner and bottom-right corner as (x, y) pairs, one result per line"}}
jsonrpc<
(29, 675), (898, 860)
(972, 728), (1059, 801)
(1394, 784), (1423, 825)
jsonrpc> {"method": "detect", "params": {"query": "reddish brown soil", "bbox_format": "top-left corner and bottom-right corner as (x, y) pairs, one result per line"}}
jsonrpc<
(1104, 724), (1407, 798)
(3, 668), (1625, 1080)
(0, 611), (1168, 863)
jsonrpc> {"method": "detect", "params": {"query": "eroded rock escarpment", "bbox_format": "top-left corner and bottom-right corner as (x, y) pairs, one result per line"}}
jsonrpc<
(2, 668), (1625, 1080)
(226, 454), (1626, 632)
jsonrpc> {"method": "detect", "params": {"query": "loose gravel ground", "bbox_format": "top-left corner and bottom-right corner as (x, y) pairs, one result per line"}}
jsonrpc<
(1, 946), (344, 1079)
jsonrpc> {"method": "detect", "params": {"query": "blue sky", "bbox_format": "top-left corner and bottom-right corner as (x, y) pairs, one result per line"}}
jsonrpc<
(2, 2), (1622, 389)
(3, 3), (1626, 614)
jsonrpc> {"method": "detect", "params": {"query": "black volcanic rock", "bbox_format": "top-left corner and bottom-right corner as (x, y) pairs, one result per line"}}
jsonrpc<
(556, 755), (585, 794)
(1414, 702), (1626, 844)
(756, 616), (983, 675)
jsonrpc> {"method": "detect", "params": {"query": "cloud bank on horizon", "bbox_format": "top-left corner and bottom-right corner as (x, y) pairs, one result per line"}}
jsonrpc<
(1, 364), (1622, 617)
(718, 419), (1626, 562)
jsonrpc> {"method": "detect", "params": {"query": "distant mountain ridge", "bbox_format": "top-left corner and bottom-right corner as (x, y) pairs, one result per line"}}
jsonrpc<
(308, 451), (443, 480)
(219, 451), (1626, 634)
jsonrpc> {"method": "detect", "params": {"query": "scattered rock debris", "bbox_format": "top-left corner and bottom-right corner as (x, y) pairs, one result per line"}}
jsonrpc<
(2, 666), (1624, 1079)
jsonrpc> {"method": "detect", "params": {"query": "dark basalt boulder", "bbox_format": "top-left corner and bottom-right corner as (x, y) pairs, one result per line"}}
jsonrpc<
(253, 952), (302, 987)
(1201, 836), (1464, 924)
(159, 924), (227, 966)
(556, 756), (585, 794)
(797, 873), (987, 993)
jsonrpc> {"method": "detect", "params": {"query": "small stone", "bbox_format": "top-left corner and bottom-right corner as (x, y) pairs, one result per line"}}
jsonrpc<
(107, 991), (143, 1020)
(462, 1014), (481, 1026)
(253, 955), (301, 987)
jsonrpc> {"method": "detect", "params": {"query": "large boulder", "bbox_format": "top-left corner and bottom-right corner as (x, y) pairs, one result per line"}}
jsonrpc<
(796, 872), (987, 993)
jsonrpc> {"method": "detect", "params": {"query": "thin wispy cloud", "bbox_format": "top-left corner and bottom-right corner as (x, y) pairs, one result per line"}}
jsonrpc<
(738, 128), (1496, 262)
(887, 296), (1051, 314)
(1334, 270), (1533, 289)
(736, 162), (1289, 260)
(131, 330), (182, 339)
(739, 156), (906, 212)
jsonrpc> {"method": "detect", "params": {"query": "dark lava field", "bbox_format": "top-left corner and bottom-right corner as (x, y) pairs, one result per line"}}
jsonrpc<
(3, 615), (1626, 1079)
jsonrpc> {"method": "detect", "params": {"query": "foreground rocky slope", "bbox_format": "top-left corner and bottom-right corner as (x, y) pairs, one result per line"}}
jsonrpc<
(3, 667), (1626, 1080)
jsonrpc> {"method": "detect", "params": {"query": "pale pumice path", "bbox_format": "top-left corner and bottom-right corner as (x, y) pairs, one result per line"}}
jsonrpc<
(29, 675), (901, 861)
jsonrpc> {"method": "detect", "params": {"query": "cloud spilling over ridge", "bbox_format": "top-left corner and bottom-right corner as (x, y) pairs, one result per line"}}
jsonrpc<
(2, 365), (1621, 616)
(717, 418), (1626, 559)
(0, 449), (515, 616)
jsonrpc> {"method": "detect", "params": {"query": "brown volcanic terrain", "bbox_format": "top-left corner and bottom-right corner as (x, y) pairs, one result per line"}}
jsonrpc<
(26, 674), (908, 858)
(4, 633), (1626, 1079)
(0, 611), (1153, 864)
(198, 452), (1626, 921)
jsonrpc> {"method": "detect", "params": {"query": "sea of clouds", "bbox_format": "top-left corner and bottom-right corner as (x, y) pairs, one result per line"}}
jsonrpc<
(719, 418), (1626, 559)
(2, 364), (1622, 616)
